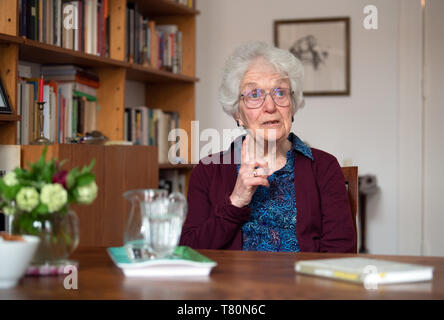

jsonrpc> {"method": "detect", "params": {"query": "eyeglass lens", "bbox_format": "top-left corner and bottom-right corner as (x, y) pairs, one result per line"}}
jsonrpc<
(243, 88), (291, 108)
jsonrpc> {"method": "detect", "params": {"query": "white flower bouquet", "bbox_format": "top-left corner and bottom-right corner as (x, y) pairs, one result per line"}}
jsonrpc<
(0, 147), (98, 235)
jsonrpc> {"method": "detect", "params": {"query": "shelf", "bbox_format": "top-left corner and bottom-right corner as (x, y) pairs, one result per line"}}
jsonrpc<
(0, 34), (199, 84)
(0, 114), (20, 122)
(126, 63), (199, 83)
(159, 163), (195, 170)
(134, 0), (200, 16)
(19, 38), (128, 69)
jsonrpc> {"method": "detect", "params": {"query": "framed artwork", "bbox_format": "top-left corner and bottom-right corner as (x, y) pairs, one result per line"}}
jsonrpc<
(274, 17), (350, 96)
(0, 77), (12, 114)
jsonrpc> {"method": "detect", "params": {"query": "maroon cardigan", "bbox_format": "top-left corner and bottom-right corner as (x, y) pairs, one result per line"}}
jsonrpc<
(179, 137), (357, 253)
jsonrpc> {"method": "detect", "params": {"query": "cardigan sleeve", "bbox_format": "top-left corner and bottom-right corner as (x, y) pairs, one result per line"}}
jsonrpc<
(179, 161), (251, 249)
(315, 152), (357, 253)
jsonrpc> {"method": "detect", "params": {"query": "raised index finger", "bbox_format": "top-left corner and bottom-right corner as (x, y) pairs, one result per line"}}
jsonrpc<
(241, 134), (250, 164)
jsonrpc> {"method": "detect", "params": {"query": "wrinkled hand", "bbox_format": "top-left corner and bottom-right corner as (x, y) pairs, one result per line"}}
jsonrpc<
(229, 134), (271, 208)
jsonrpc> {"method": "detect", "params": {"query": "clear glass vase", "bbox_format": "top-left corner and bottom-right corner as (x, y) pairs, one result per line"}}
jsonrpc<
(12, 208), (79, 273)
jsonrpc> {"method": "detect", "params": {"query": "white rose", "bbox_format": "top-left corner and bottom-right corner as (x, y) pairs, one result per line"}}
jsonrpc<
(3, 171), (18, 186)
(40, 183), (68, 213)
(75, 181), (98, 204)
(16, 187), (39, 212)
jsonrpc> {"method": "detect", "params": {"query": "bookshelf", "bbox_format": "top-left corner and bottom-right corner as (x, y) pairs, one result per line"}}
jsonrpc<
(159, 163), (195, 170)
(0, 0), (198, 246)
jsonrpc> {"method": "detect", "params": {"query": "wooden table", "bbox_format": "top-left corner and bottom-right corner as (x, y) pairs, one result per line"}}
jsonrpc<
(1, 248), (443, 300)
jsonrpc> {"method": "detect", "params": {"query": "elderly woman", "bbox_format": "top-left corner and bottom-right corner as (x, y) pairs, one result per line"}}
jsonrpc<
(179, 42), (356, 253)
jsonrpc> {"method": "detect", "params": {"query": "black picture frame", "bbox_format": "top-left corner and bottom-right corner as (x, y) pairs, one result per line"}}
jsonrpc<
(274, 17), (350, 96)
(0, 77), (13, 114)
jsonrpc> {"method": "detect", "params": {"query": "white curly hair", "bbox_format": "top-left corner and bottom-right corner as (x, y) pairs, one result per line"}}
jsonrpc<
(218, 41), (305, 119)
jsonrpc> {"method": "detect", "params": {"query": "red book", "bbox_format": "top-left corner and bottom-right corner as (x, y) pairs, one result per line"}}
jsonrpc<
(102, 0), (108, 56)
(79, 1), (83, 52)
(75, 75), (100, 88)
(97, 1), (101, 56)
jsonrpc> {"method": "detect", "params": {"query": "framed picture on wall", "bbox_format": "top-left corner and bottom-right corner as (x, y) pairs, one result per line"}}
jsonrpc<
(0, 78), (13, 114)
(274, 17), (350, 96)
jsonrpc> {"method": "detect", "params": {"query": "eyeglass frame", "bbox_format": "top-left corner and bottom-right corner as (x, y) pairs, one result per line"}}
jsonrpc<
(239, 87), (295, 109)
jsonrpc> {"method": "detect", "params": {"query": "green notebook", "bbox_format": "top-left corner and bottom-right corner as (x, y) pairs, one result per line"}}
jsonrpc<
(107, 246), (217, 277)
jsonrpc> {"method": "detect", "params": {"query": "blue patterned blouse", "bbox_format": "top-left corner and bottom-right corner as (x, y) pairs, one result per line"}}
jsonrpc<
(237, 133), (313, 252)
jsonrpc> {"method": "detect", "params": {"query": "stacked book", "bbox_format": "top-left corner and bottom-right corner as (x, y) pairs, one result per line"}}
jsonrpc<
(126, 3), (182, 73)
(18, 0), (110, 57)
(16, 64), (99, 145)
(175, 0), (195, 9)
(124, 107), (179, 164)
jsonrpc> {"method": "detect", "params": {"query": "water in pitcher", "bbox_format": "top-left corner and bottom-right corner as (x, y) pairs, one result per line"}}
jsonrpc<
(123, 189), (187, 261)
(147, 213), (184, 258)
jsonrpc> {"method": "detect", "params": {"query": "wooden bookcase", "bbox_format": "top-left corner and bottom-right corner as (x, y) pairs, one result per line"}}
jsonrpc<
(0, 0), (199, 246)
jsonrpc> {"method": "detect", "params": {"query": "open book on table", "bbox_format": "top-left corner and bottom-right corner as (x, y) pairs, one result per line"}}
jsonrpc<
(107, 245), (217, 277)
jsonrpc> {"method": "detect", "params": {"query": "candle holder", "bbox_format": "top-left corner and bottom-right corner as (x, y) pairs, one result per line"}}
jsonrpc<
(30, 101), (52, 145)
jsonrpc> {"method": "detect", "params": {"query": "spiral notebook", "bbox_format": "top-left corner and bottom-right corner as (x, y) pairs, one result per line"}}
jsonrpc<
(107, 245), (217, 277)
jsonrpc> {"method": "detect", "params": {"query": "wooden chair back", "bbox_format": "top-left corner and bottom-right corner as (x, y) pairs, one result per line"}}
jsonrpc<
(341, 166), (358, 252)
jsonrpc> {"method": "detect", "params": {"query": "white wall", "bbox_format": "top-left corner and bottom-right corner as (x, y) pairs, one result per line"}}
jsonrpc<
(423, 0), (444, 256)
(398, 0), (423, 256)
(195, 0), (402, 254)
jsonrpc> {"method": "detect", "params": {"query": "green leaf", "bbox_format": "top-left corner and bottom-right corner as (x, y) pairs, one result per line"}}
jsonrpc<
(67, 192), (76, 204)
(76, 173), (95, 187)
(2, 184), (21, 201)
(37, 146), (48, 166)
(66, 167), (80, 189)
(58, 159), (68, 169)
(14, 213), (39, 235)
(0, 178), (6, 194)
(80, 158), (96, 174)
(35, 202), (49, 214)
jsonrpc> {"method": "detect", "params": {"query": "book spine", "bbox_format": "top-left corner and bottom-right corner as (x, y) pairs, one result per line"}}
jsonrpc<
(73, 89), (96, 101)
(73, 1), (79, 51)
(39, 0), (43, 42)
(45, 0), (49, 43)
(295, 264), (362, 284)
(56, 0), (61, 46)
(16, 82), (22, 144)
(50, 87), (56, 142)
(43, 84), (50, 138)
(20, 0), (28, 37)
(123, 108), (128, 141)
(148, 21), (156, 68)
(93, 0), (98, 55)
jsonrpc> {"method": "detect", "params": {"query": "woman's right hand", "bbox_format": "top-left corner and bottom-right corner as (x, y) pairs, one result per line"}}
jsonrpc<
(229, 134), (271, 208)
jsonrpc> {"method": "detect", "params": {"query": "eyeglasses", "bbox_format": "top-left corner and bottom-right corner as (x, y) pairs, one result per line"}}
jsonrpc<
(240, 87), (294, 109)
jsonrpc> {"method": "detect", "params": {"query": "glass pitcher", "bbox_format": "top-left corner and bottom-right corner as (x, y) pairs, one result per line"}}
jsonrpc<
(123, 189), (187, 261)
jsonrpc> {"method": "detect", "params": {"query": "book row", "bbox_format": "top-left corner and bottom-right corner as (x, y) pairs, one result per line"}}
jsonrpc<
(126, 3), (182, 73)
(16, 74), (99, 145)
(19, 0), (110, 56)
(124, 107), (180, 164)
